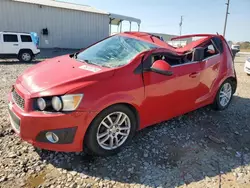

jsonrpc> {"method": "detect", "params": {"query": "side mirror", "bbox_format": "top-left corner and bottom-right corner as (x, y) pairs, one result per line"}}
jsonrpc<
(151, 60), (173, 76)
(192, 47), (205, 61)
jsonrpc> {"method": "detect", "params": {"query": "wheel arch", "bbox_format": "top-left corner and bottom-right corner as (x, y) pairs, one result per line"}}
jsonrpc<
(211, 75), (237, 104)
(117, 103), (140, 130)
(226, 76), (237, 94)
(88, 102), (140, 131)
(18, 49), (34, 56)
(211, 76), (236, 110)
(82, 102), (140, 153)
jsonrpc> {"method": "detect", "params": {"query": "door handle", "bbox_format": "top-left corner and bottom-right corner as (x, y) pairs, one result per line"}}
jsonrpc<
(189, 72), (200, 78)
(13, 44), (19, 46)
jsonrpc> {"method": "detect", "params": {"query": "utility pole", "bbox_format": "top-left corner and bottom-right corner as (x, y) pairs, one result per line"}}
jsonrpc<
(179, 16), (183, 46)
(179, 16), (183, 36)
(223, 0), (230, 37)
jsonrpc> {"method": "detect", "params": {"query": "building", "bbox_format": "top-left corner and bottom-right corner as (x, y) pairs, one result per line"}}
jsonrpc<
(0, 0), (185, 49)
(0, 0), (141, 49)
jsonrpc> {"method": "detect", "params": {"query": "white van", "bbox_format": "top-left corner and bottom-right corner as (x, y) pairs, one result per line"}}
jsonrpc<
(0, 31), (40, 62)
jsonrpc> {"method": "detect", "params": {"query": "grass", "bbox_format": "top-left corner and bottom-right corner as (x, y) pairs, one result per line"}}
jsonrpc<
(241, 49), (250, 52)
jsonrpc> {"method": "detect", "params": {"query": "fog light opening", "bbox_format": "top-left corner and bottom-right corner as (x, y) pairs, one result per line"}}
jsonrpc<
(45, 132), (59, 143)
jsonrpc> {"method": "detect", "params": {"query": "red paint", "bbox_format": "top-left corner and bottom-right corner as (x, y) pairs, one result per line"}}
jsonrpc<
(152, 60), (172, 71)
(171, 33), (220, 40)
(8, 32), (236, 152)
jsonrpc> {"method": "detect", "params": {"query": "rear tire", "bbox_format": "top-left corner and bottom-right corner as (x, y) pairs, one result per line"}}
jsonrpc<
(212, 79), (233, 110)
(84, 105), (137, 156)
(18, 50), (33, 62)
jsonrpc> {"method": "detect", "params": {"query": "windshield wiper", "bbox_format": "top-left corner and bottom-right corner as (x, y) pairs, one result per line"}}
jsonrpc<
(73, 52), (80, 59)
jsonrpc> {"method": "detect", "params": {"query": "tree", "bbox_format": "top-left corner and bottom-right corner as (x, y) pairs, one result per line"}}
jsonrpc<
(240, 42), (250, 49)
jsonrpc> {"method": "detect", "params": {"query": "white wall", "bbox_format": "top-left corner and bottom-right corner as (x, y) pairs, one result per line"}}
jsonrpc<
(0, 0), (109, 49)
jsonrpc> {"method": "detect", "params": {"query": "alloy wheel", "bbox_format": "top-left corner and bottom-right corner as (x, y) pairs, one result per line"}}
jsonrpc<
(219, 82), (232, 107)
(96, 112), (131, 150)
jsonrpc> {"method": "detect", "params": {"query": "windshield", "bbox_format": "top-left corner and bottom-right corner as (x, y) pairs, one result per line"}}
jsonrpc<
(75, 35), (158, 68)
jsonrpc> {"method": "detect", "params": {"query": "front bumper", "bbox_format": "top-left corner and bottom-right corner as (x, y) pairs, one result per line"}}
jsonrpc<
(244, 60), (250, 74)
(8, 89), (97, 152)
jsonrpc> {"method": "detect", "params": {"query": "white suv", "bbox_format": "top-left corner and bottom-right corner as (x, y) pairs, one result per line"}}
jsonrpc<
(0, 31), (40, 62)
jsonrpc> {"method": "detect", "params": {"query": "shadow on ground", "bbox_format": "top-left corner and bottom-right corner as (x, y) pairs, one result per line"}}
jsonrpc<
(36, 95), (250, 187)
(36, 48), (78, 59)
(0, 60), (41, 65)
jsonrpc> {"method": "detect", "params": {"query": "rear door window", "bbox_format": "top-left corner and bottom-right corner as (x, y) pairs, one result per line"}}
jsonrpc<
(203, 41), (219, 59)
(3, 34), (18, 42)
(21, 35), (32, 42)
(212, 37), (224, 53)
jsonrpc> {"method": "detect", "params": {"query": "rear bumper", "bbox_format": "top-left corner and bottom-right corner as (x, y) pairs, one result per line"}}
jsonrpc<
(8, 92), (97, 152)
(33, 49), (40, 56)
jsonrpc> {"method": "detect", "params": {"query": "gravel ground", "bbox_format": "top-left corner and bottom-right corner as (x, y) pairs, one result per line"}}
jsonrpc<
(0, 51), (250, 188)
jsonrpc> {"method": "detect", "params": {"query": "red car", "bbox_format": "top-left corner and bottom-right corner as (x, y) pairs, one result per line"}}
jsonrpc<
(8, 32), (237, 156)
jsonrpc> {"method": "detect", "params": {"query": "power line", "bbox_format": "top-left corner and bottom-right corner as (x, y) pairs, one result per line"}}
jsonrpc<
(223, 0), (230, 37)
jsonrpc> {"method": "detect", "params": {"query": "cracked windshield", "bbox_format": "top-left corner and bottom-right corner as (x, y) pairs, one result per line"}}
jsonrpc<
(75, 35), (157, 68)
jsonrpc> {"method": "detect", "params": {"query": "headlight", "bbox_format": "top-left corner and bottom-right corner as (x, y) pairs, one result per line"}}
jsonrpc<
(36, 94), (83, 112)
(61, 94), (83, 111)
(52, 96), (63, 112)
(37, 98), (46, 111)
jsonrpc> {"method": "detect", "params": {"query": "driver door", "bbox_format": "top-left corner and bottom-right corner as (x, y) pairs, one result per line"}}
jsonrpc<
(140, 49), (202, 127)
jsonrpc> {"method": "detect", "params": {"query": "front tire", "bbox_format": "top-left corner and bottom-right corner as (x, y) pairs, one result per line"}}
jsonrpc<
(84, 105), (137, 156)
(212, 79), (233, 110)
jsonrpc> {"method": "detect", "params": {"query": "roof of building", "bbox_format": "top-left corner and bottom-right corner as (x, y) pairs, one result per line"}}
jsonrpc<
(1, 31), (30, 34)
(11, 0), (109, 15)
(109, 13), (141, 25)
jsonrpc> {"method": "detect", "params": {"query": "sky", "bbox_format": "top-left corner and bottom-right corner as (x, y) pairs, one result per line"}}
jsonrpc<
(63, 0), (250, 42)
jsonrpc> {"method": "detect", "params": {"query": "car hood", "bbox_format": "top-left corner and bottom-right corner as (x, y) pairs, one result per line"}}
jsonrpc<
(17, 55), (114, 97)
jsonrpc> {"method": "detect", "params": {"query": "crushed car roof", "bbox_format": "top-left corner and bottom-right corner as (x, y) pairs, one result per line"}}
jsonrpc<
(123, 32), (225, 54)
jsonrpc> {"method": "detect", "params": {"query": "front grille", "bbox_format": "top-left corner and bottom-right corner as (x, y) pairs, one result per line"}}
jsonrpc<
(12, 89), (25, 110)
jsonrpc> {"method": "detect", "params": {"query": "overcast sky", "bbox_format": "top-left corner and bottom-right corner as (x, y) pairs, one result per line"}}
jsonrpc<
(64, 0), (250, 42)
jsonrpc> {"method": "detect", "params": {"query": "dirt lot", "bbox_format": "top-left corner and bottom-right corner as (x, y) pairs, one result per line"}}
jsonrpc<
(0, 51), (250, 188)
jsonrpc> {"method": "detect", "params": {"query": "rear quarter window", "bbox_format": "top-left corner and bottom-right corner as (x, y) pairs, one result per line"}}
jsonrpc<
(3, 34), (18, 42)
(21, 35), (32, 42)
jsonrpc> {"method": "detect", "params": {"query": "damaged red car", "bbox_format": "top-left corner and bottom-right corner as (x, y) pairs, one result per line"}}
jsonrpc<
(8, 32), (237, 156)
